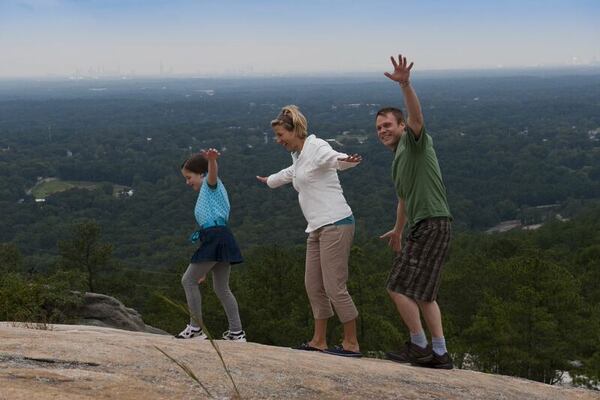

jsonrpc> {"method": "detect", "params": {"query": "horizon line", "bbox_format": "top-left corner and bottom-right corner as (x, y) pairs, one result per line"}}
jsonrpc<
(1, 65), (600, 81)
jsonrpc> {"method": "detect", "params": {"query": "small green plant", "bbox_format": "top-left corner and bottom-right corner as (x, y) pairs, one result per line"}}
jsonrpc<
(0, 272), (83, 325)
(9, 321), (54, 331)
(154, 346), (215, 399)
(156, 294), (242, 399)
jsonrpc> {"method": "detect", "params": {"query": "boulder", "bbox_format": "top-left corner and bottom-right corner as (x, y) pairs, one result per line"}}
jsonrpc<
(0, 323), (596, 400)
(75, 292), (167, 335)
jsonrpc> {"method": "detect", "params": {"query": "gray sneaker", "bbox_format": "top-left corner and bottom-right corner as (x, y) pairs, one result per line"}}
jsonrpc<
(222, 330), (246, 342)
(175, 324), (207, 339)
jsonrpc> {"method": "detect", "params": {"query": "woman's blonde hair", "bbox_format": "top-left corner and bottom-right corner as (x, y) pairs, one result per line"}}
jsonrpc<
(270, 105), (308, 139)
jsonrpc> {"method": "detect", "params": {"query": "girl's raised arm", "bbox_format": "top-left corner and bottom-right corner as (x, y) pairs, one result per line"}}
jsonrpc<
(200, 148), (220, 187)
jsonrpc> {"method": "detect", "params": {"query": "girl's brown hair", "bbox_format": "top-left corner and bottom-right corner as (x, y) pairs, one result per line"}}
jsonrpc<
(181, 153), (208, 174)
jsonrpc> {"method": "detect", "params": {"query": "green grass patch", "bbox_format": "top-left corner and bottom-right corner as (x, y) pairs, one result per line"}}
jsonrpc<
(31, 179), (108, 199)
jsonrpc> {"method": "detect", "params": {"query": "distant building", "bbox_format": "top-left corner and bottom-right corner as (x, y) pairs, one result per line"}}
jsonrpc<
(521, 203), (562, 225)
(115, 188), (134, 199)
(522, 224), (543, 231)
(325, 139), (343, 147)
(485, 220), (522, 234)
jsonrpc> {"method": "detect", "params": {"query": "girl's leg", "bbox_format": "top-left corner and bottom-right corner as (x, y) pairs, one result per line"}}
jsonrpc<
(181, 262), (217, 327)
(211, 262), (242, 332)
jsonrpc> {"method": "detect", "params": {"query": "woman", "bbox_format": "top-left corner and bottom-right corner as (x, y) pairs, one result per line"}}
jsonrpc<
(257, 105), (362, 357)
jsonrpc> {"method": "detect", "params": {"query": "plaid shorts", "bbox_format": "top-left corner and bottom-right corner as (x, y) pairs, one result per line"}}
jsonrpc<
(386, 217), (451, 302)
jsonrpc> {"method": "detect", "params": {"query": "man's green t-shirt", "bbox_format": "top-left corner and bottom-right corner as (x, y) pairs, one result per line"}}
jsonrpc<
(392, 126), (452, 227)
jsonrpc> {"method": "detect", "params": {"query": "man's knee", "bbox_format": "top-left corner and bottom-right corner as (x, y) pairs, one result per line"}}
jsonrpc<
(387, 288), (408, 300)
(416, 299), (437, 307)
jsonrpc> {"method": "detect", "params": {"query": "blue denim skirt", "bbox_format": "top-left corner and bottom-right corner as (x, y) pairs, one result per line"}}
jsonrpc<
(190, 226), (243, 265)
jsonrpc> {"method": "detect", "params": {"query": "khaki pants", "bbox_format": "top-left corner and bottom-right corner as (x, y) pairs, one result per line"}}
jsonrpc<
(305, 224), (358, 323)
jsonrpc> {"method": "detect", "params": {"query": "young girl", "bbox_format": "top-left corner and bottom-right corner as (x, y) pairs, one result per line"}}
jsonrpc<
(176, 148), (245, 342)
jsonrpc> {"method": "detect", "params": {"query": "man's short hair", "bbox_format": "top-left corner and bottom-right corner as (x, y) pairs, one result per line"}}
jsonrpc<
(376, 107), (405, 124)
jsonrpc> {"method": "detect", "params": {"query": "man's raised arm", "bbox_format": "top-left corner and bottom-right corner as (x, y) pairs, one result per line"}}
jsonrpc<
(384, 54), (424, 136)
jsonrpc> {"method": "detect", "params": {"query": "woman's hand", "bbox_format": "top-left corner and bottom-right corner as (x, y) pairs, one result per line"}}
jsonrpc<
(256, 176), (268, 184)
(338, 154), (362, 163)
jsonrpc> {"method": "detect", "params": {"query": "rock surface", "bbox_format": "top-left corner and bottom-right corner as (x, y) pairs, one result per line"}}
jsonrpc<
(0, 323), (597, 400)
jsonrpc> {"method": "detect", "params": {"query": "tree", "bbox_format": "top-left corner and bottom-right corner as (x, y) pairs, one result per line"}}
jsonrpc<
(0, 243), (22, 273)
(462, 254), (584, 384)
(58, 220), (113, 292)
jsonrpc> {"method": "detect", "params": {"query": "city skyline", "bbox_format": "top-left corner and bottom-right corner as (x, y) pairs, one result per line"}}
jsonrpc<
(0, 0), (599, 78)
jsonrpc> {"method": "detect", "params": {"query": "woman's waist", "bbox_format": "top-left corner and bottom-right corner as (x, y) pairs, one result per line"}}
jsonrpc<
(298, 191), (349, 209)
(303, 209), (354, 231)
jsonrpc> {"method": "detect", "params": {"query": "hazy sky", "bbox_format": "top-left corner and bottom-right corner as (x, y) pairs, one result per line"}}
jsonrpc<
(0, 0), (598, 77)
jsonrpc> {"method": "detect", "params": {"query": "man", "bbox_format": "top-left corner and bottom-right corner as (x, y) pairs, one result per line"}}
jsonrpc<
(377, 54), (453, 369)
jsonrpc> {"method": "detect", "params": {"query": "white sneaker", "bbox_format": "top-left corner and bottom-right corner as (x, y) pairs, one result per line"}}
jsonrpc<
(175, 324), (207, 339)
(222, 330), (247, 342)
